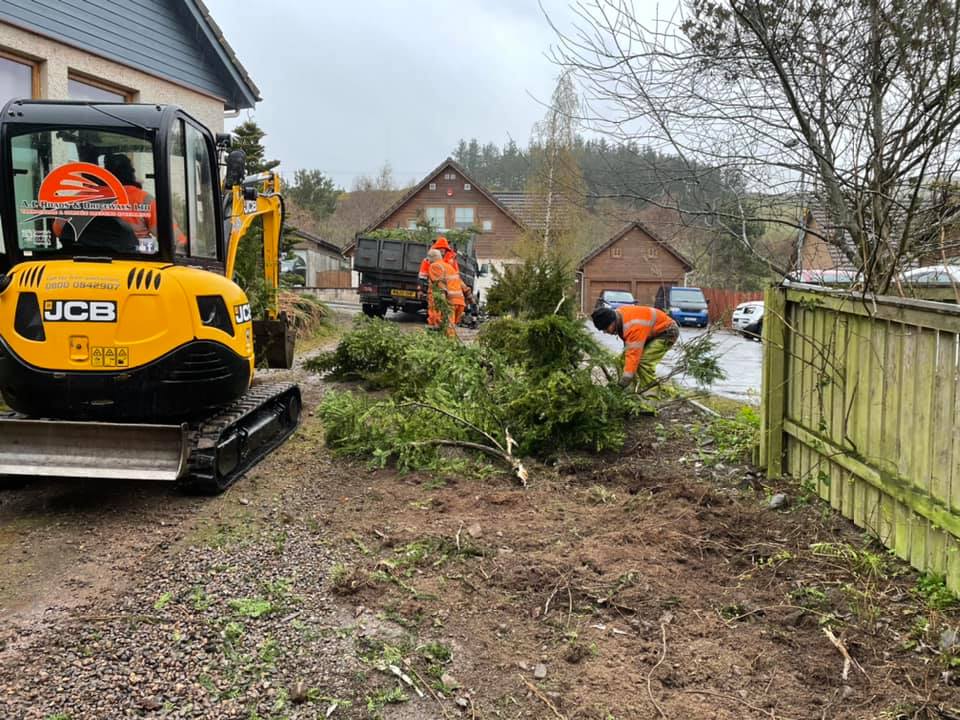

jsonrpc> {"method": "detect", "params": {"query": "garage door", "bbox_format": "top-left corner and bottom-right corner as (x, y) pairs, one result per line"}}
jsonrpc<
(587, 280), (632, 312)
(633, 281), (672, 306)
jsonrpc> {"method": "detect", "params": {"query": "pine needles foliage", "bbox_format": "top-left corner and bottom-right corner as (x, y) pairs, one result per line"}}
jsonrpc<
(484, 253), (575, 319)
(310, 316), (650, 474)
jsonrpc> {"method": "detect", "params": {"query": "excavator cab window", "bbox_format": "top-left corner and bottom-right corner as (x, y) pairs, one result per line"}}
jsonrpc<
(169, 118), (219, 261)
(9, 127), (159, 257)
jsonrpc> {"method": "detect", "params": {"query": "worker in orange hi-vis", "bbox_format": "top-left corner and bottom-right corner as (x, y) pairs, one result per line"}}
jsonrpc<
(426, 249), (465, 336)
(592, 304), (679, 389)
(418, 235), (460, 295)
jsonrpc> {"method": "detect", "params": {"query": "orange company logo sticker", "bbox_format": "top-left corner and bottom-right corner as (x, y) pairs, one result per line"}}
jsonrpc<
(38, 162), (129, 205)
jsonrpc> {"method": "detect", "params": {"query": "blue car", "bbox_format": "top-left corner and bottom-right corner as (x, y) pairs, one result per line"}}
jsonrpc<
(595, 289), (637, 310)
(656, 286), (709, 328)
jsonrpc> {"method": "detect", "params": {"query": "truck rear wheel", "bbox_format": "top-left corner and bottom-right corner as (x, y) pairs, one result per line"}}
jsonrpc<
(362, 303), (387, 318)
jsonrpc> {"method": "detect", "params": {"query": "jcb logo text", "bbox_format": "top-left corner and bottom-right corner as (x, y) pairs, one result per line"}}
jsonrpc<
(234, 303), (252, 324)
(43, 300), (117, 323)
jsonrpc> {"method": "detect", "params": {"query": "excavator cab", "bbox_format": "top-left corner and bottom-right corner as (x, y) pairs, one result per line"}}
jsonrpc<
(0, 101), (299, 492)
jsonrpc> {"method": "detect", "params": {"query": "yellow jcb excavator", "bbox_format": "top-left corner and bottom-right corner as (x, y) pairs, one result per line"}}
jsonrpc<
(0, 100), (300, 493)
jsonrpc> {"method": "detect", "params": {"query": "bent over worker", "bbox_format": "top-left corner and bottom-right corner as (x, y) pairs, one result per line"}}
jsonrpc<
(426, 248), (465, 336)
(592, 305), (680, 389)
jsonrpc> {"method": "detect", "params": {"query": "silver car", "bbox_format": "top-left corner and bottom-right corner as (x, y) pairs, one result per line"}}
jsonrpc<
(732, 300), (764, 339)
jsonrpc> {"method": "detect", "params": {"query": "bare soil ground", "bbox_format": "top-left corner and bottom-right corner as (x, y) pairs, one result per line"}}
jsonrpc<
(1, 317), (958, 720)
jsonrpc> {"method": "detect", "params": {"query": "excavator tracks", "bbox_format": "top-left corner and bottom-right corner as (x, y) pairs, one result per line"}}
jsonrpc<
(180, 382), (301, 495)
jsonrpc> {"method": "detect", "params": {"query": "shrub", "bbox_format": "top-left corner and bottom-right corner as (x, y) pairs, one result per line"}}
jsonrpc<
(484, 253), (575, 319)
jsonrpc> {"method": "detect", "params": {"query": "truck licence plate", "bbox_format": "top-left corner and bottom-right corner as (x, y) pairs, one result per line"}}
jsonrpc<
(390, 289), (417, 299)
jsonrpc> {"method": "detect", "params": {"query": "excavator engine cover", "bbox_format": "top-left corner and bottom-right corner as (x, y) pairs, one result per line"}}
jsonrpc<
(253, 312), (295, 369)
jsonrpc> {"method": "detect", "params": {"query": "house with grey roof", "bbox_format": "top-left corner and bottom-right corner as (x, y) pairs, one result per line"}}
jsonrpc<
(0, 0), (259, 131)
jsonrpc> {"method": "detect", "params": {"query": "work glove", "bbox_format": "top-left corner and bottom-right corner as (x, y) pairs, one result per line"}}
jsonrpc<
(618, 375), (633, 389)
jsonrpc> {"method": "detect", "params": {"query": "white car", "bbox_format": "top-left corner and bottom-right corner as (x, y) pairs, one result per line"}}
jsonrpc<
(732, 300), (764, 339)
(899, 264), (960, 286)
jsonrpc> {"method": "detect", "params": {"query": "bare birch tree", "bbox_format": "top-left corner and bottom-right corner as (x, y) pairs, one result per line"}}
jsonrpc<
(547, 0), (960, 292)
(528, 71), (589, 254)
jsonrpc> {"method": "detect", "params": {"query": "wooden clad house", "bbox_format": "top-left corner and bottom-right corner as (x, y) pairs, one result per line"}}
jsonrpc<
(578, 221), (693, 313)
(346, 158), (528, 295)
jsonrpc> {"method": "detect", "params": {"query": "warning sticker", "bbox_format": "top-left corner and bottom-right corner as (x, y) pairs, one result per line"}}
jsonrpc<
(90, 346), (129, 368)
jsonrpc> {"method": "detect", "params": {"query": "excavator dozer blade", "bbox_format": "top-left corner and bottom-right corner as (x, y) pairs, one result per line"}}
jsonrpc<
(0, 418), (189, 481)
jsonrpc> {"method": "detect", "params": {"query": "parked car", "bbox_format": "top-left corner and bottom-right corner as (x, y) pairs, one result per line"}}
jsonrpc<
(655, 286), (709, 328)
(732, 300), (764, 339)
(899, 264), (960, 286)
(595, 289), (637, 310)
(280, 256), (307, 287)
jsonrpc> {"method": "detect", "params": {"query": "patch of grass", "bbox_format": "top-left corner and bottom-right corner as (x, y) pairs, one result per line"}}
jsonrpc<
(380, 537), (484, 578)
(44, 714), (72, 720)
(330, 562), (365, 595)
(419, 641), (452, 664)
(915, 572), (958, 610)
(228, 597), (275, 619)
(262, 577), (294, 600)
(197, 674), (217, 694)
(365, 686), (409, 716)
(191, 586), (212, 612)
(258, 638), (281, 665)
(587, 485), (617, 505)
(305, 689), (353, 708)
(271, 530), (288, 555)
(699, 406), (760, 465)
(153, 592), (173, 611)
(719, 603), (747, 621)
(810, 542), (890, 580)
(789, 585), (829, 611)
(380, 604), (423, 629)
(224, 621), (245, 643)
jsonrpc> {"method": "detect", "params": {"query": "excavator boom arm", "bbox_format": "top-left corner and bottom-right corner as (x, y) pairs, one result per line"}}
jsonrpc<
(224, 171), (284, 321)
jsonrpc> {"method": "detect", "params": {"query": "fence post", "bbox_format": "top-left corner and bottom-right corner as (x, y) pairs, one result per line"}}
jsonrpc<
(760, 285), (788, 477)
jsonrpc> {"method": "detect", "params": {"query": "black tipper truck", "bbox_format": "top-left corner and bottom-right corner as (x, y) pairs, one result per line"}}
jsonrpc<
(353, 235), (481, 320)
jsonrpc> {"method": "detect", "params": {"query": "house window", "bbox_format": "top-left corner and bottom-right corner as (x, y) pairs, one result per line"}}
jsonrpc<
(646, 246), (659, 259)
(464, 183), (471, 191)
(68, 74), (130, 102)
(425, 207), (446, 230)
(428, 182), (437, 191)
(482, 219), (493, 233)
(0, 51), (37, 106)
(407, 218), (418, 229)
(611, 247), (623, 258)
(444, 172), (456, 180)
(454, 207), (475, 229)
(0, 51), (37, 252)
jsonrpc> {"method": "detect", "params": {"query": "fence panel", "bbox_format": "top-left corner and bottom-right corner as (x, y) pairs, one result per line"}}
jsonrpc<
(762, 283), (960, 592)
(701, 288), (764, 325)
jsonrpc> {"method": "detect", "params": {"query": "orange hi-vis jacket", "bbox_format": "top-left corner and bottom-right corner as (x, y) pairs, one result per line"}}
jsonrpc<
(618, 305), (675, 378)
(428, 259), (465, 307)
(418, 245), (459, 281)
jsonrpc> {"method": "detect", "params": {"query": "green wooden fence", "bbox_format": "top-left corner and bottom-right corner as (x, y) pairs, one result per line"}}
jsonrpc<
(760, 282), (960, 591)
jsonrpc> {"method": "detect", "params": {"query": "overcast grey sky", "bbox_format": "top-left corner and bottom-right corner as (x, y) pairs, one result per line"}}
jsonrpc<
(204, 1), (666, 190)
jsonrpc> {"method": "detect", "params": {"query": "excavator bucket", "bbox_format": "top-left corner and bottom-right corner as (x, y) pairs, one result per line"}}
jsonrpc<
(253, 313), (296, 369)
(0, 418), (189, 481)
